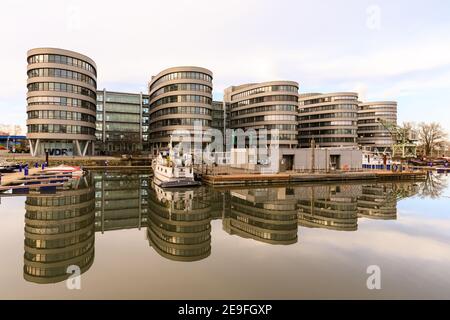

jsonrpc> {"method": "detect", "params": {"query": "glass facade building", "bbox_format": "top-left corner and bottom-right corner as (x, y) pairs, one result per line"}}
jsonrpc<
(225, 81), (299, 149)
(148, 66), (213, 155)
(298, 92), (359, 148)
(357, 101), (397, 153)
(26, 48), (97, 156)
(95, 90), (149, 155)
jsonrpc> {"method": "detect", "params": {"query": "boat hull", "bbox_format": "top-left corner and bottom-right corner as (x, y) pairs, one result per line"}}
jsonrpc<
(153, 176), (201, 188)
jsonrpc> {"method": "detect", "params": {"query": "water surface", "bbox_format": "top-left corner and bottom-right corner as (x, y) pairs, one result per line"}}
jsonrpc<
(0, 171), (449, 299)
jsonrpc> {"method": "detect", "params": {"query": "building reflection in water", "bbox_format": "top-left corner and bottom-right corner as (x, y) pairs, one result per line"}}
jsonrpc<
(357, 182), (420, 220)
(21, 171), (425, 283)
(297, 184), (360, 231)
(223, 188), (298, 245)
(23, 175), (95, 284)
(94, 171), (150, 232)
(147, 184), (212, 261)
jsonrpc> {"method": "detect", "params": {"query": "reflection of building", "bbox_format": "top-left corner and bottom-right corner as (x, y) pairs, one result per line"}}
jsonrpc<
(23, 176), (95, 283)
(357, 185), (397, 220)
(95, 90), (150, 155)
(94, 172), (150, 232)
(224, 188), (298, 244)
(298, 92), (358, 148)
(297, 184), (360, 231)
(26, 48), (97, 156)
(147, 185), (212, 261)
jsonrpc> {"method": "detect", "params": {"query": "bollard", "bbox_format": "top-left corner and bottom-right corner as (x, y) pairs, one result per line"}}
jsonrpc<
(41, 163), (45, 170)
(24, 166), (29, 176)
(19, 164), (22, 172)
(35, 162), (39, 168)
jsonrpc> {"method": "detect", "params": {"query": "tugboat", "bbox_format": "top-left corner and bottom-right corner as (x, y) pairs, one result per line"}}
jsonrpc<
(0, 159), (19, 173)
(152, 138), (201, 188)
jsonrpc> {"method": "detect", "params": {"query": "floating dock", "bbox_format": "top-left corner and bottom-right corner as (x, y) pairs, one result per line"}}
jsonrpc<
(202, 170), (427, 186)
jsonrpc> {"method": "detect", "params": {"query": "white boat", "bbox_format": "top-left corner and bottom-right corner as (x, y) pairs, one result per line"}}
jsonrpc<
(152, 140), (200, 188)
(43, 165), (84, 177)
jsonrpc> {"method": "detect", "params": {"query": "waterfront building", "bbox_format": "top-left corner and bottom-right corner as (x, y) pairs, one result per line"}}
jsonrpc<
(224, 81), (299, 149)
(95, 90), (149, 155)
(211, 101), (226, 136)
(23, 177), (95, 284)
(148, 66), (213, 155)
(26, 48), (97, 156)
(357, 101), (397, 153)
(297, 184), (360, 231)
(298, 92), (359, 148)
(223, 188), (298, 245)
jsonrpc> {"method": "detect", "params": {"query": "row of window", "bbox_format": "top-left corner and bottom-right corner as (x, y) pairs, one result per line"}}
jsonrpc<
(150, 106), (212, 119)
(299, 137), (357, 144)
(27, 96), (96, 111)
(150, 72), (212, 90)
(231, 85), (298, 100)
(25, 217), (94, 235)
(28, 54), (96, 76)
(300, 95), (358, 105)
(299, 112), (357, 121)
(300, 104), (357, 113)
(26, 194), (94, 209)
(150, 83), (212, 100)
(231, 95), (298, 109)
(28, 82), (96, 99)
(299, 120), (357, 128)
(25, 231), (94, 250)
(28, 110), (96, 123)
(24, 242), (94, 263)
(359, 105), (396, 111)
(231, 114), (296, 126)
(27, 68), (96, 87)
(150, 118), (211, 129)
(24, 252), (94, 277)
(27, 124), (95, 135)
(231, 104), (297, 117)
(150, 95), (212, 109)
(300, 129), (357, 136)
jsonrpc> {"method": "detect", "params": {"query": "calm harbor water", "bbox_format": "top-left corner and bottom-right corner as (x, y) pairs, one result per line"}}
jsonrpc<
(0, 171), (449, 299)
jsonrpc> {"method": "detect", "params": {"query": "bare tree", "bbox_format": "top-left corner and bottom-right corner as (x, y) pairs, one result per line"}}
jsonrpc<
(417, 122), (448, 157)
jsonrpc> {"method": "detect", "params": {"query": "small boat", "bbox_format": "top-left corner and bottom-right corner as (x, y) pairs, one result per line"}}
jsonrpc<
(43, 165), (84, 177)
(0, 159), (19, 173)
(152, 139), (201, 188)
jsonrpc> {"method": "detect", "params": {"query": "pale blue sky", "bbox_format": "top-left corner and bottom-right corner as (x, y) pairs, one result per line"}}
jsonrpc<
(1, 0), (449, 134)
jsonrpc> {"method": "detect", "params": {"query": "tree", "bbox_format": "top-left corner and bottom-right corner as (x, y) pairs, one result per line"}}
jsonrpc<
(417, 122), (448, 157)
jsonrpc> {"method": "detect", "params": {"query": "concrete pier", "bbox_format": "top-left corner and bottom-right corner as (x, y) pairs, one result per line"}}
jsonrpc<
(202, 170), (426, 186)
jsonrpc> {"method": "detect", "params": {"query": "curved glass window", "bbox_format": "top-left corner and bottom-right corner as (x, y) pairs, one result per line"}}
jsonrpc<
(27, 96), (96, 111)
(150, 118), (211, 129)
(27, 82), (96, 99)
(27, 124), (95, 135)
(28, 68), (96, 87)
(150, 83), (212, 100)
(231, 85), (298, 100)
(150, 72), (212, 90)
(150, 106), (211, 118)
(28, 54), (96, 76)
(28, 110), (96, 123)
(231, 95), (298, 109)
(150, 95), (212, 109)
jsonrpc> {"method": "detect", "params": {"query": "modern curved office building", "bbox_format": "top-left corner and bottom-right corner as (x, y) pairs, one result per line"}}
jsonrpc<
(26, 48), (97, 156)
(298, 92), (359, 148)
(225, 81), (299, 148)
(148, 66), (213, 154)
(357, 101), (397, 153)
(23, 178), (95, 284)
